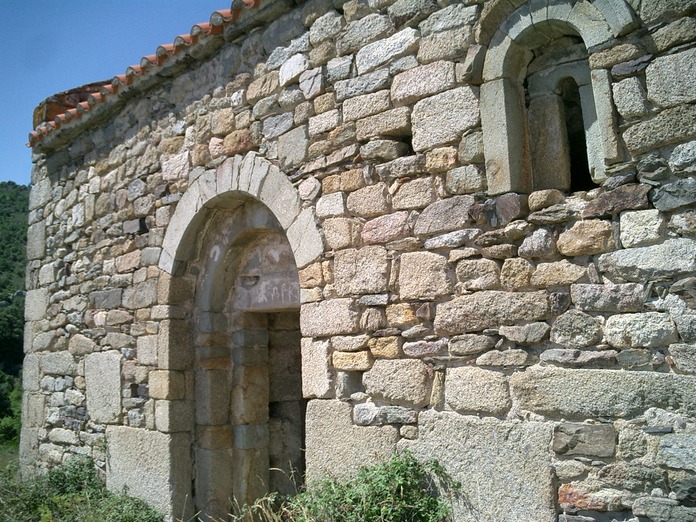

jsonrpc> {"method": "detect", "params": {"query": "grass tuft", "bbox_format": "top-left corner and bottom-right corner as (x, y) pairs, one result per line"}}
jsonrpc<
(0, 456), (162, 522)
(223, 450), (461, 522)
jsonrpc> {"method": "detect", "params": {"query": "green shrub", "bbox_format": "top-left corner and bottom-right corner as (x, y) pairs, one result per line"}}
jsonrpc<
(228, 451), (460, 522)
(0, 371), (21, 444)
(0, 457), (163, 522)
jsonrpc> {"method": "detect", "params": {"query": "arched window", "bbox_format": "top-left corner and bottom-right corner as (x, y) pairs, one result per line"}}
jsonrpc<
(478, 0), (636, 194)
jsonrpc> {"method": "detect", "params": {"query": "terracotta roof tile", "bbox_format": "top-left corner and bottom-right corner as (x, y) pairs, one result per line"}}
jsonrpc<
(29, 1), (265, 148)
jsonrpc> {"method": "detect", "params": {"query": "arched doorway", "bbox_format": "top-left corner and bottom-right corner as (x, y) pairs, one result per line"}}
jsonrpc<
(157, 153), (323, 520)
(192, 197), (303, 519)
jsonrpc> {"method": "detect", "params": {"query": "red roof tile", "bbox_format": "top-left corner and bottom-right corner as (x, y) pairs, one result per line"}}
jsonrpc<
(29, 1), (265, 148)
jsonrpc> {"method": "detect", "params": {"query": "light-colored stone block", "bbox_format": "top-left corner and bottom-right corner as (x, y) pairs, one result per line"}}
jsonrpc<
(392, 176), (435, 210)
(363, 359), (432, 408)
(343, 90), (391, 122)
(26, 221), (46, 260)
(356, 28), (419, 75)
(308, 109), (340, 136)
(529, 94), (570, 191)
(598, 239), (696, 281)
(445, 367), (511, 415)
(620, 209), (665, 248)
(414, 195), (475, 236)
(623, 104), (696, 154)
(399, 412), (555, 522)
(657, 433), (696, 471)
(361, 212), (409, 245)
(346, 182), (390, 218)
(412, 87), (480, 152)
(136, 335), (158, 366)
(316, 192), (346, 218)
(22, 393), (45, 428)
(612, 77), (650, 119)
(287, 208), (324, 268)
(501, 257), (534, 289)
(85, 351), (122, 424)
(300, 298), (360, 337)
(446, 165), (486, 194)
(157, 319), (194, 371)
(456, 258), (500, 291)
(25, 288), (48, 322)
(416, 26), (471, 64)
(604, 312), (678, 348)
(323, 217), (362, 250)
(399, 251), (450, 300)
(40, 351), (76, 375)
(368, 336), (403, 358)
(309, 11), (345, 45)
(570, 283), (644, 312)
(551, 310), (602, 349)
(155, 400), (194, 433)
(435, 291), (550, 335)
(106, 426), (192, 519)
(334, 246), (389, 296)
(277, 125), (308, 170)
(335, 69), (391, 102)
(279, 53), (309, 87)
(646, 47), (696, 108)
(336, 13), (393, 56)
(391, 61), (456, 107)
(480, 78), (532, 194)
(557, 220), (614, 256)
(149, 370), (187, 400)
(355, 107), (411, 141)
(530, 260), (587, 287)
(305, 400), (397, 483)
(511, 366), (696, 418)
(332, 350), (374, 371)
(301, 338), (333, 399)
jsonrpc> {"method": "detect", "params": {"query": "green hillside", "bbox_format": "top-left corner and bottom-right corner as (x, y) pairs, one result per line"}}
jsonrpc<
(0, 181), (29, 374)
(0, 181), (28, 445)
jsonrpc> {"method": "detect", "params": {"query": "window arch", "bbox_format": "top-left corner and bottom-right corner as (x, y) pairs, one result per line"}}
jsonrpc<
(478, 0), (635, 194)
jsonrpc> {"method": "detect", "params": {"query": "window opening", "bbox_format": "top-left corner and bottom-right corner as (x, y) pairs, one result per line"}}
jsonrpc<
(481, 16), (617, 194)
(560, 77), (593, 192)
(524, 36), (597, 193)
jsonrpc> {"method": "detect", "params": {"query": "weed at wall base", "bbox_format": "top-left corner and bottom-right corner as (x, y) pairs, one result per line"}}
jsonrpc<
(0, 456), (162, 522)
(219, 450), (461, 522)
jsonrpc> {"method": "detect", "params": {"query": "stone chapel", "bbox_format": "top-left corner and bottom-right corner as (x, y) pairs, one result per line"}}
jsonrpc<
(23, 0), (696, 520)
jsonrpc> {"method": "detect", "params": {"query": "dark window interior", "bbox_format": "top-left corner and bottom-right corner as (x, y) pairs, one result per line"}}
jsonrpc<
(560, 77), (594, 192)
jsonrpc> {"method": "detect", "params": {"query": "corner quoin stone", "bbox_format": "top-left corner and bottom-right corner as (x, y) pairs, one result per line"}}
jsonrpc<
(106, 426), (192, 519)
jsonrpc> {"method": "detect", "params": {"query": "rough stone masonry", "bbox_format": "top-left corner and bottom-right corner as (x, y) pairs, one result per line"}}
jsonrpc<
(23, 0), (696, 521)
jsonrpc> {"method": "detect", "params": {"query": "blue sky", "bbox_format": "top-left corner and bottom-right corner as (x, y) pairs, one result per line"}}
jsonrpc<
(0, 1), (230, 186)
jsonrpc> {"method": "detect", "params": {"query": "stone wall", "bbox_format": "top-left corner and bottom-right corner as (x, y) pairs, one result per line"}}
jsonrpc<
(24, 0), (696, 520)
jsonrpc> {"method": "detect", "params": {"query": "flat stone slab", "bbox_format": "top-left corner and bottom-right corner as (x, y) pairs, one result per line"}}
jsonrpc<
(598, 239), (696, 281)
(305, 400), (398, 483)
(106, 426), (192, 519)
(511, 366), (696, 418)
(434, 290), (550, 335)
(657, 433), (696, 471)
(398, 411), (555, 522)
(84, 351), (122, 423)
